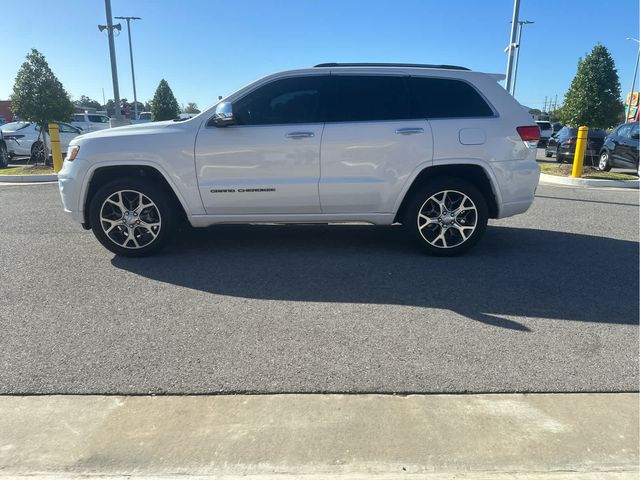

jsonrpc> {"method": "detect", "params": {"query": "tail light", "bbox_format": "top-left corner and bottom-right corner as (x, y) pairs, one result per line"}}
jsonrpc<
(516, 126), (540, 148)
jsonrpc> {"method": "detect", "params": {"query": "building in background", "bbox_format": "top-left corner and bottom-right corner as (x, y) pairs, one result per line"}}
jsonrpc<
(0, 101), (14, 124)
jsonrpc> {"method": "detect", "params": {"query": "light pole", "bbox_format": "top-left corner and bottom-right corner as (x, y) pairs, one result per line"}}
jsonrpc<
(98, 0), (123, 123)
(504, 0), (520, 93)
(626, 37), (640, 121)
(115, 16), (142, 120)
(511, 20), (534, 97)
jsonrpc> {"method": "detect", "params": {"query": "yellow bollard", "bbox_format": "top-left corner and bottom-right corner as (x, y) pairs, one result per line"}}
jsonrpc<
(48, 123), (63, 173)
(571, 126), (589, 178)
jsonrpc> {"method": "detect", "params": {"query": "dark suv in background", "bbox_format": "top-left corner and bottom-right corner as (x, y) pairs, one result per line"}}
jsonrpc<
(544, 126), (607, 166)
(598, 122), (639, 173)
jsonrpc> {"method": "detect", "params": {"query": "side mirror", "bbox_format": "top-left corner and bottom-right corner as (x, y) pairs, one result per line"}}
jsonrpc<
(632, 132), (639, 140)
(211, 102), (234, 127)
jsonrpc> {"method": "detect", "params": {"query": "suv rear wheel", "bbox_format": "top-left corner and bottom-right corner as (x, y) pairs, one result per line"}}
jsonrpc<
(89, 178), (177, 257)
(404, 177), (488, 256)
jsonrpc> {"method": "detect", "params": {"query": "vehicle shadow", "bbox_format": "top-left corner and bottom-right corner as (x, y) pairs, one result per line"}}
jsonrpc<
(112, 225), (639, 331)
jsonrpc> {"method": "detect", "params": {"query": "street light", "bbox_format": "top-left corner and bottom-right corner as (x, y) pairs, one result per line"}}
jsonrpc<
(115, 16), (142, 120)
(504, 0), (520, 93)
(511, 20), (534, 97)
(98, 0), (123, 122)
(626, 37), (640, 120)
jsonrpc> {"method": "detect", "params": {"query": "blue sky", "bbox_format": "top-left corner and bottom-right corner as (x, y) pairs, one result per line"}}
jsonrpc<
(1, 0), (638, 112)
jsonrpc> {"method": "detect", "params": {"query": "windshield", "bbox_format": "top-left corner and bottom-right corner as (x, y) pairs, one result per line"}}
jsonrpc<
(0, 121), (30, 131)
(536, 122), (552, 130)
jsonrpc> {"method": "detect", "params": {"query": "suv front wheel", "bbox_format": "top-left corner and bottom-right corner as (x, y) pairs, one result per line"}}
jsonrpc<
(404, 177), (488, 256)
(89, 178), (177, 257)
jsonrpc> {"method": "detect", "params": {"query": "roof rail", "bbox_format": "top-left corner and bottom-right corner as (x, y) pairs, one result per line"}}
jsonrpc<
(314, 62), (470, 71)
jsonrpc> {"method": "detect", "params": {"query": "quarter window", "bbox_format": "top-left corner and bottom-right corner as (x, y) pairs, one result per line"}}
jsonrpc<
(233, 76), (326, 125)
(409, 77), (494, 118)
(326, 75), (409, 122)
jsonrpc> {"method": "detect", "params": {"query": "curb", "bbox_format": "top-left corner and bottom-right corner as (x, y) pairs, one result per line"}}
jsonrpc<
(0, 393), (637, 479)
(539, 172), (639, 189)
(0, 174), (57, 183)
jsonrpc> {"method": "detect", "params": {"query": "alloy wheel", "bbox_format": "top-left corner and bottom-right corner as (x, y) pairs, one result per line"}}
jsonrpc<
(99, 190), (162, 249)
(599, 152), (608, 170)
(417, 190), (478, 249)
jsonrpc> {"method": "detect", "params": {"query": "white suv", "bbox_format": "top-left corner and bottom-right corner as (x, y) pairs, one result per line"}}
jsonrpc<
(58, 63), (540, 257)
(71, 112), (111, 133)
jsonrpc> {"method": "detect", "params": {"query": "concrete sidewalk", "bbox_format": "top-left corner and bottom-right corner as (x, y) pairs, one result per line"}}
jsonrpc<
(0, 394), (637, 479)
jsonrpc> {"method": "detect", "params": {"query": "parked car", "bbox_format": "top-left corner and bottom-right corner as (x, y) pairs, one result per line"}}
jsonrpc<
(71, 112), (111, 133)
(0, 130), (8, 168)
(58, 63), (540, 257)
(544, 126), (607, 166)
(535, 120), (552, 147)
(1, 121), (82, 161)
(598, 122), (639, 173)
(131, 112), (152, 124)
(551, 122), (563, 134)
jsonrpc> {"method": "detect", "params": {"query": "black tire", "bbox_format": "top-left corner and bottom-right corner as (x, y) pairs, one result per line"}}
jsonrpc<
(597, 150), (612, 172)
(89, 178), (177, 257)
(404, 177), (489, 256)
(30, 141), (45, 163)
(0, 142), (8, 168)
(555, 146), (563, 163)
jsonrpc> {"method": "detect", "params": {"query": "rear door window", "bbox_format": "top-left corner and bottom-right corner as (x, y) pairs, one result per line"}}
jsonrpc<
(88, 115), (109, 123)
(326, 75), (409, 122)
(409, 77), (494, 119)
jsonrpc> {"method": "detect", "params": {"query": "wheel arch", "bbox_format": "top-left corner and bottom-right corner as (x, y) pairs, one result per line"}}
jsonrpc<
(82, 163), (189, 228)
(393, 162), (501, 223)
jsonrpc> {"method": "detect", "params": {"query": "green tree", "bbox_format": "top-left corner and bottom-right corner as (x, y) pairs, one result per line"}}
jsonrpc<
(183, 102), (200, 114)
(150, 79), (180, 121)
(10, 49), (74, 163)
(559, 44), (623, 129)
(74, 95), (102, 111)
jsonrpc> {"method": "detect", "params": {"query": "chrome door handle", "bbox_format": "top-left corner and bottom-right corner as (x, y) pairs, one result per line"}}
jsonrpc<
(395, 127), (424, 135)
(286, 131), (315, 139)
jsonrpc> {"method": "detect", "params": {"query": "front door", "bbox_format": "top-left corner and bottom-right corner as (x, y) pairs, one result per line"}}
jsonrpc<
(195, 75), (327, 215)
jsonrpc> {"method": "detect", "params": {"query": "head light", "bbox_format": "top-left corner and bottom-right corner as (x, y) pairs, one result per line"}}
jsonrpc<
(66, 145), (80, 161)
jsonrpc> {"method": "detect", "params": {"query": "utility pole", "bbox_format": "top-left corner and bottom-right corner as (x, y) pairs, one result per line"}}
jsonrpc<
(99, 0), (124, 124)
(504, 0), (520, 93)
(543, 96), (547, 112)
(115, 16), (142, 120)
(511, 20), (534, 96)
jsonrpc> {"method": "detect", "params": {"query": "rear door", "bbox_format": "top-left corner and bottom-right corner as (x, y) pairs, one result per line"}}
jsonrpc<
(619, 124), (639, 167)
(319, 74), (432, 213)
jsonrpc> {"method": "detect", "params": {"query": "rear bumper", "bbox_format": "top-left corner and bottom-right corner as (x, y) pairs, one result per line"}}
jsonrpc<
(491, 156), (540, 219)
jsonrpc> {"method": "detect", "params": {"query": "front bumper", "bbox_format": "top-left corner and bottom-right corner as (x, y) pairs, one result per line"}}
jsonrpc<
(57, 156), (88, 225)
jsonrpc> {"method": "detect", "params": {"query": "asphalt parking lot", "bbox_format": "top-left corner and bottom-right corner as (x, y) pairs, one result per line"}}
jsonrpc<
(0, 180), (638, 394)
